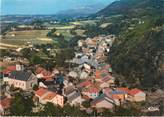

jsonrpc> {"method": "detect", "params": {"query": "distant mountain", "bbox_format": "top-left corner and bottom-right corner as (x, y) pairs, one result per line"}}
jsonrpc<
(93, 0), (164, 89)
(56, 3), (106, 17)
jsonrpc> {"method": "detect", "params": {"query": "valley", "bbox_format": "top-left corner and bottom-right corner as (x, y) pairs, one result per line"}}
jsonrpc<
(0, 0), (164, 116)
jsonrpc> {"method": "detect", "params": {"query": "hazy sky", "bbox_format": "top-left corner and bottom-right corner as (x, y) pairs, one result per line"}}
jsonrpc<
(1, 0), (116, 15)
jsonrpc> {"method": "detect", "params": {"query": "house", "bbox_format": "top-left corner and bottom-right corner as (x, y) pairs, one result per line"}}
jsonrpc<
(101, 75), (115, 85)
(82, 86), (100, 99)
(68, 71), (78, 78)
(3, 70), (38, 90)
(0, 97), (11, 115)
(103, 88), (129, 105)
(36, 67), (54, 80)
(127, 88), (146, 102)
(67, 91), (85, 106)
(83, 63), (91, 72)
(78, 40), (85, 47)
(110, 90), (127, 102)
(116, 87), (130, 99)
(35, 88), (64, 107)
(77, 80), (92, 88)
(62, 85), (75, 97)
(91, 94), (115, 109)
(99, 81), (110, 89)
(80, 71), (89, 79)
(56, 74), (64, 85)
(2, 65), (16, 77)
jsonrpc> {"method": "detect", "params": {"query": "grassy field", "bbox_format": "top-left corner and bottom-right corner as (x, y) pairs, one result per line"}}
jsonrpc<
(0, 30), (53, 49)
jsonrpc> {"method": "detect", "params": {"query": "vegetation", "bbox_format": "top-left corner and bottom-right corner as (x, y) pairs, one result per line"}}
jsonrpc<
(35, 103), (87, 116)
(115, 106), (142, 116)
(10, 93), (34, 116)
(87, 0), (164, 89)
(82, 100), (90, 108)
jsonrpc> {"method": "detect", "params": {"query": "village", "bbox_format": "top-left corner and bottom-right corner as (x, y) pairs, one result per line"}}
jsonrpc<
(0, 34), (151, 116)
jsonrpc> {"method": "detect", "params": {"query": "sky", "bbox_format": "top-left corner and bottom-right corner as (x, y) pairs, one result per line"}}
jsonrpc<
(1, 0), (116, 15)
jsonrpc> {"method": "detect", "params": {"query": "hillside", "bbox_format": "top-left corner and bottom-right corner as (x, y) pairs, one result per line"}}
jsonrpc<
(94, 0), (164, 89)
(96, 0), (164, 17)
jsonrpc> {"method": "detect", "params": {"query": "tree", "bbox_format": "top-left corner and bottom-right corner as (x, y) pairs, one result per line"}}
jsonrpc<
(30, 55), (43, 65)
(20, 48), (32, 59)
(100, 109), (113, 117)
(40, 102), (62, 116)
(115, 78), (120, 87)
(0, 49), (10, 57)
(63, 104), (87, 116)
(51, 28), (56, 33)
(10, 93), (34, 116)
(114, 106), (142, 116)
(82, 100), (90, 108)
(32, 84), (38, 91)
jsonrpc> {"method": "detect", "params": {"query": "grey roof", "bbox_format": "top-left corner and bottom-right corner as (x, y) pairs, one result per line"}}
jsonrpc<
(70, 58), (98, 68)
(9, 70), (33, 81)
(67, 91), (81, 102)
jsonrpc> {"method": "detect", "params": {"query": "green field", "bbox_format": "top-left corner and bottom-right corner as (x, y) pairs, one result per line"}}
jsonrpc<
(0, 30), (53, 49)
(0, 20), (96, 49)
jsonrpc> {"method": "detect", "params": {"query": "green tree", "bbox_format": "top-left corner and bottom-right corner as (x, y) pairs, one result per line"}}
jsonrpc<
(32, 84), (39, 91)
(10, 93), (34, 116)
(0, 49), (10, 57)
(63, 104), (87, 116)
(40, 102), (62, 116)
(82, 100), (90, 108)
(100, 109), (113, 117)
(30, 55), (43, 65)
(114, 106), (142, 116)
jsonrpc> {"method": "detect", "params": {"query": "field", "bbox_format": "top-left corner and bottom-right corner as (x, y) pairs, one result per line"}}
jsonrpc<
(0, 20), (97, 49)
(0, 30), (53, 49)
(70, 20), (97, 26)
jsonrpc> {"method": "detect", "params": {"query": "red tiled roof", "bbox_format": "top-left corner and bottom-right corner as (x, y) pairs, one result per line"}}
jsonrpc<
(101, 75), (113, 82)
(3, 66), (16, 74)
(45, 77), (54, 81)
(82, 95), (90, 100)
(128, 88), (144, 96)
(35, 88), (48, 97)
(3, 70), (11, 74)
(36, 67), (53, 80)
(0, 98), (11, 109)
(42, 70), (52, 76)
(88, 87), (99, 93)
(78, 80), (92, 87)
(43, 92), (56, 100)
(112, 95), (121, 99)
(36, 67), (44, 74)
(6, 66), (16, 71)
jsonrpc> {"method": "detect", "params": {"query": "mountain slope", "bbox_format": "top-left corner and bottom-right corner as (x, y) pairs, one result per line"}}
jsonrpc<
(96, 0), (164, 17)
(94, 0), (164, 89)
